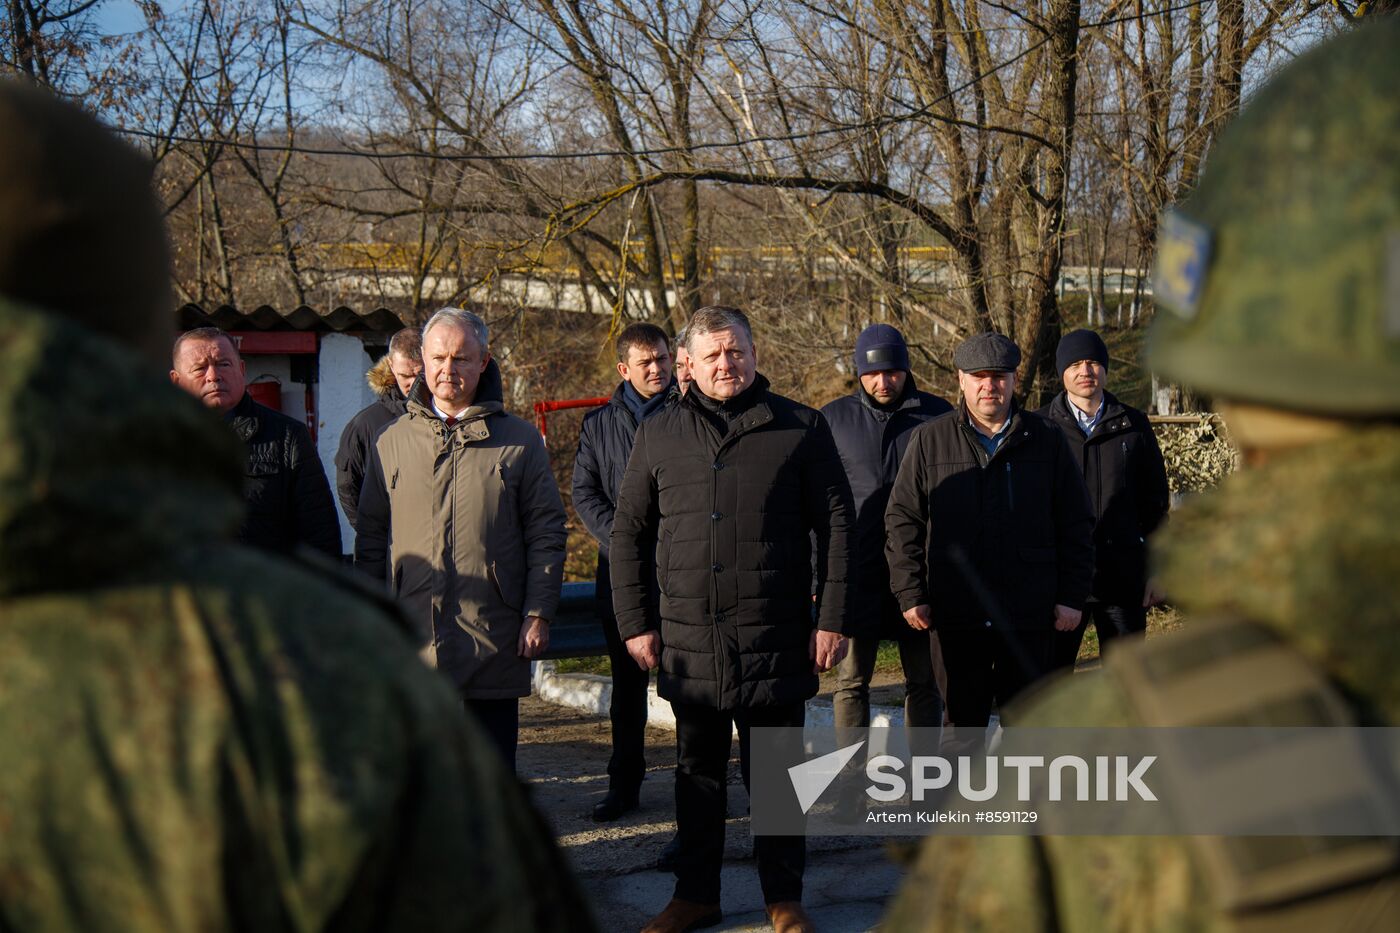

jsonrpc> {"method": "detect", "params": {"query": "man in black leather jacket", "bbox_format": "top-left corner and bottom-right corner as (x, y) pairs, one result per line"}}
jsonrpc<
(172, 327), (340, 557)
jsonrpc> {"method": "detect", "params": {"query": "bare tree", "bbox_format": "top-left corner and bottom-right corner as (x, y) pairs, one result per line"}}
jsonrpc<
(543, 1), (1085, 401)
(508, 0), (718, 329)
(3, 0), (103, 88)
(295, 0), (637, 320)
(76, 0), (1347, 410)
(1082, 1), (1321, 274)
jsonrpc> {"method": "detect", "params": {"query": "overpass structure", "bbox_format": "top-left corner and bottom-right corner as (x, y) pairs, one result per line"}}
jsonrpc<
(314, 243), (1149, 321)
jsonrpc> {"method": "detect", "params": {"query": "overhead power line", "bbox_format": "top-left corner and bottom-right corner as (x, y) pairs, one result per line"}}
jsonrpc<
(114, 1), (1211, 164)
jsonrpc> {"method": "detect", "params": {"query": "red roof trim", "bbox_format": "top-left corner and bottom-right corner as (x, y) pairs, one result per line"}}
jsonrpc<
(231, 331), (319, 355)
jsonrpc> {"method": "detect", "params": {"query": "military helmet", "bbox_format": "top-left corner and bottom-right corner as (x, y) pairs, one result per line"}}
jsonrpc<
(1150, 18), (1400, 416)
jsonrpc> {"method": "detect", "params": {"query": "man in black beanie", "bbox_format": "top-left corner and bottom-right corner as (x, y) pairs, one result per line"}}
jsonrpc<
(1038, 328), (1170, 668)
(822, 325), (951, 753)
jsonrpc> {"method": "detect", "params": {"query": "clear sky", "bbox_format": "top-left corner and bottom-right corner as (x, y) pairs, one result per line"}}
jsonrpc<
(94, 0), (159, 39)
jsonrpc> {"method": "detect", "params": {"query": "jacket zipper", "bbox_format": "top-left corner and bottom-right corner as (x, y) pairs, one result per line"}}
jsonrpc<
(711, 437), (726, 706)
(709, 413), (755, 705)
(1006, 461), (1014, 511)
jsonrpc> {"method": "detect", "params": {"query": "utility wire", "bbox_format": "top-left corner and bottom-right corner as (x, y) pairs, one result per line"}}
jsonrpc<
(113, 1), (1210, 163)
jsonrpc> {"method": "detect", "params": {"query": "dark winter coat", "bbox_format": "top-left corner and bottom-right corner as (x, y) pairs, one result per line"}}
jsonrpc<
(571, 381), (675, 616)
(226, 391), (341, 558)
(609, 376), (855, 711)
(885, 403), (1095, 630)
(334, 355), (407, 530)
(1038, 391), (1171, 605)
(820, 381), (953, 638)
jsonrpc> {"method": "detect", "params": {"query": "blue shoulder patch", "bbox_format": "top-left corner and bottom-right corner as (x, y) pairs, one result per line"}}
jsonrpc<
(1153, 212), (1213, 320)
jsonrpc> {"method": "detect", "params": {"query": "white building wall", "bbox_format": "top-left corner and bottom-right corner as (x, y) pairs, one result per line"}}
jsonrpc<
(317, 333), (376, 552)
(238, 335), (382, 555)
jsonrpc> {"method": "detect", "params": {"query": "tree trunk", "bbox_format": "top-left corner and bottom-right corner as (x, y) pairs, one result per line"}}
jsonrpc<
(1017, 0), (1080, 408)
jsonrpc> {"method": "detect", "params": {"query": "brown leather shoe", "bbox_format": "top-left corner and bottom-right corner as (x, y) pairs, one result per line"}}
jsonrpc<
(766, 900), (815, 933)
(639, 898), (722, 933)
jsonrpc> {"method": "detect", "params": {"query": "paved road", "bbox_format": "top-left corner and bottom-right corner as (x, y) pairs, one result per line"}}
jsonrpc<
(517, 695), (908, 931)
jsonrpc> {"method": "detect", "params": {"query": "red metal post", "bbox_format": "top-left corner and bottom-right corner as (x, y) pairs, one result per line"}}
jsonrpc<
(533, 397), (610, 444)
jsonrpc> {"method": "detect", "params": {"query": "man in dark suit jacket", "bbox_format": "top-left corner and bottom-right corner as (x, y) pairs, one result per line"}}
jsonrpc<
(171, 327), (340, 557)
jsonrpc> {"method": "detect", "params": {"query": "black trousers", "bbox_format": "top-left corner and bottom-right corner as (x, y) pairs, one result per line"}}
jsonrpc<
(672, 700), (806, 905)
(1052, 601), (1148, 670)
(464, 697), (520, 774)
(936, 625), (1053, 728)
(602, 595), (652, 794)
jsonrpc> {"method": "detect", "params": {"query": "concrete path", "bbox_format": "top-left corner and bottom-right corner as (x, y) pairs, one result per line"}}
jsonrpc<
(533, 661), (909, 730)
(517, 694), (910, 932)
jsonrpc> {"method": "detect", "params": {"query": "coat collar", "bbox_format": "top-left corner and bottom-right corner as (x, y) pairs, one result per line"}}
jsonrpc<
(854, 371), (923, 417)
(366, 354), (405, 402)
(224, 392), (261, 443)
(1048, 390), (1131, 438)
(957, 398), (1031, 463)
(1155, 425), (1400, 722)
(682, 373), (775, 438)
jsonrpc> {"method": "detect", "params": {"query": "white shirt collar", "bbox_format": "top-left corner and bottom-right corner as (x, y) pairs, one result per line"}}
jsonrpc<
(430, 397), (471, 422)
(1068, 396), (1104, 435)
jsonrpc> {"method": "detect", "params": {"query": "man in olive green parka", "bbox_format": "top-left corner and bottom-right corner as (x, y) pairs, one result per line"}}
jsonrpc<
(355, 307), (568, 774)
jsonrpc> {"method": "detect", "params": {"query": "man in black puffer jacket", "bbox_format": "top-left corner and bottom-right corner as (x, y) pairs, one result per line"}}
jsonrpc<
(822, 324), (952, 741)
(172, 327), (341, 558)
(610, 306), (854, 933)
(334, 327), (422, 531)
(1038, 329), (1170, 668)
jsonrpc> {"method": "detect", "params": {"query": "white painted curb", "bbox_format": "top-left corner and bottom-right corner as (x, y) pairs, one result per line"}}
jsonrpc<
(532, 661), (906, 731)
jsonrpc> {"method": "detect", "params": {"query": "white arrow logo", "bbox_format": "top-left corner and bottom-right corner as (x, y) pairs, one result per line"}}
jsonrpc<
(787, 741), (866, 814)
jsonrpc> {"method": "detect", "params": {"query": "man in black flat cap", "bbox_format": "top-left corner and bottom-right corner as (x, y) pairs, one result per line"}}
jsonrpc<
(1039, 329), (1170, 670)
(884, 332), (1095, 732)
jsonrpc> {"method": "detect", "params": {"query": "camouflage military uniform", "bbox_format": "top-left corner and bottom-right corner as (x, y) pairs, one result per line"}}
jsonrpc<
(0, 298), (593, 931)
(882, 426), (1400, 933)
(884, 19), (1400, 933)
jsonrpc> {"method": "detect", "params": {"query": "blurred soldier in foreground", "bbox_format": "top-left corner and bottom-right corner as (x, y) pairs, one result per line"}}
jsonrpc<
(357, 307), (567, 773)
(335, 326), (423, 530)
(573, 322), (676, 822)
(824, 325), (951, 742)
(1039, 328), (1170, 668)
(0, 81), (590, 931)
(172, 326), (342, 557)
(885, 19), (1400, 932)
(885, 332), (1094, 733)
